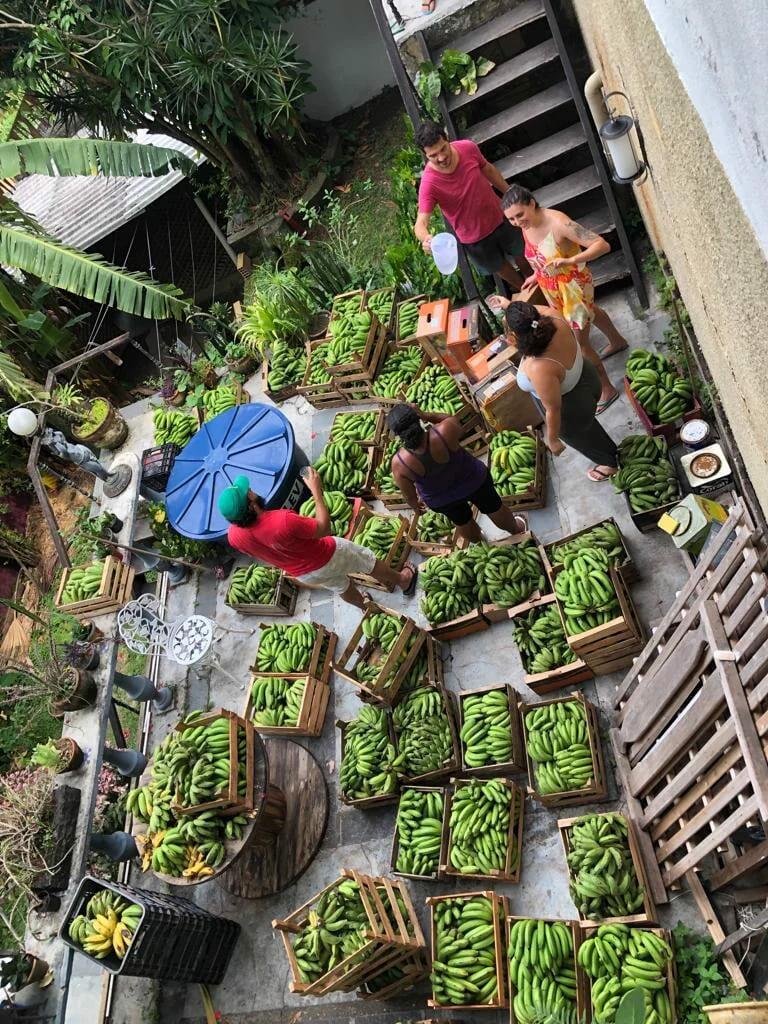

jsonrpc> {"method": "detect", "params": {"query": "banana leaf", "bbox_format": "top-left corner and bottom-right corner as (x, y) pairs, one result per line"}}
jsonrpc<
(0, 137), (195, 179)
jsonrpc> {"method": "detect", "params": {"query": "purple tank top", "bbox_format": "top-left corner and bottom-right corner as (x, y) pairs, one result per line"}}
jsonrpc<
(396, 427), (488, 505)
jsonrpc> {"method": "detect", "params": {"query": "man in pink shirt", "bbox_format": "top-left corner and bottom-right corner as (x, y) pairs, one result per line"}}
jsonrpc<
(413, 121), (529, 288)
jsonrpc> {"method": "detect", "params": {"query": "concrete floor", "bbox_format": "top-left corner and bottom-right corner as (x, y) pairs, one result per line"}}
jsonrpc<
(103, 286), (707, 1024)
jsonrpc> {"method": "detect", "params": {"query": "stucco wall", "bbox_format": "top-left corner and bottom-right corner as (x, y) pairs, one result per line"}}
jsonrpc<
(572, 0), (768, 513)
(285, 0), (395, 120)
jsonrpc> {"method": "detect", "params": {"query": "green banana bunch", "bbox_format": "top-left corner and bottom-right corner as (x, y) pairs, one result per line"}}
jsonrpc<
(353, 512), (401, 558)
(489, 430), (538, 496)
(549, 521), (625, 568)
(330, 410), (378, 444)
(366, 288), (395, 326)
(398, 643), (430, 694)
(200, 382), (238, 421)
(397, 299), (420, 341)
(420, 541), (546, 624)
(373, 438), (402, 495)
(566, 813), (646, 918)
(447, 778), (519, 876)
(578, 923), (673, 1024)
(314, 439), (368, 494)
(355, 611), (419, 691)
(153, 407), (197, 447)
(256, 622), (319, 674)
(291, 876), (370, 983)
(513, 604), (576, 674)
(394, 787), (444, 876)
(227, 565), (280, 606)
(524, 699), (594, 793)
(69, 889), (143, 961)
(61, 560), (105, 604)
(460, 688), (515, 768)
(299, 491), (353, 536)
(626, 347), (694, 424)
(406, 364), (463, 414)
(508, 919), (579, 1024)
(553, 545), (620, 635)
(415, 510), (455, 544)
(339, 705), (402, 800)
(305, 342), (333, 386)
(392, 687), (453, 777)
(267, 339), (307, 392)
(328, 294), (372, 365)
(613, 435), (680, 513)
(431, 895), (502, 1006)
(249, 675), (307, 728)
(371, 345), (424, 399)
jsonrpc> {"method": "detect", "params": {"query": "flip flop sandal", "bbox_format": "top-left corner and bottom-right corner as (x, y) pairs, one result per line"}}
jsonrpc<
(597, 342), (629, 361)
(513, 514), (528, 534)
(596, 391), (620, 416)
(402, 562), (418, 596)
(587, 467), (615, 482)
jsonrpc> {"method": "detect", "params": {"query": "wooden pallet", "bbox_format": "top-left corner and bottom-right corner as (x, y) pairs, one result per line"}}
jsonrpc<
(456, 682), (526, 775)
(542, 516), (638, 585)
(520, 692), (608, 808)
(348, 506), (412, 592)
(243, 674), (329, 737)
(173, 709), (255, 818)
(440, 777), (525, 883)
(250, 622), (337, 685)
(296, 339), (348, 408)
(225, 570), (299, 616)
(390, 784), (447, 882)
(506, 917), (587, 1024)
(55, 555), (134, 619)
(511, 595), (594, 694)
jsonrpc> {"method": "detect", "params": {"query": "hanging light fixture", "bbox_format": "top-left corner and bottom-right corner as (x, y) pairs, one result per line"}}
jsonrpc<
(599, 91), (647, 185)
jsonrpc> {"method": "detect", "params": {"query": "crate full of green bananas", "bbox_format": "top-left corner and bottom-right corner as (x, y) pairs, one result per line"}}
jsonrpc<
(246, 673), (328, 737)
(507, 917), (582, 1024)
(512, 597), (591, 691)
(391, 786), (446, 880)
(366, 287), (397, 330)
(330, 409), (383, 447)
(625, 346), (698, 432)
(392, 685), (458, 782)
(153, 407), (197, 447)
(254, 621), (336, 684)
(350, 509), (411, 589)
(489, 429), (546, 510)
(457, 683), (524, 773)
(337, 705), (401, 807)
(264, 339), (307, 399)
(299, 491), (361, 538)
(522, 694), (605, 806)
(613, 434), (681, 532)
(560, 812), (651, 922)
(314, 438), (373, 497)
(443, 778), (523, 881)
(56, 556), (133, 617)
(407, 508), (463, 556)
(552, 546), (624, 641)
(371, 343), (427, 401)
(335, 604), (427, 704)
(428, 891), (508, 1008)
(396, 295), (425, 344)
(373, 437), (409, 509)
(64, 884), (144, 966)
(297, 340), (346, 407)
(578, 924), (674, 1024)
(225, 565), (298, 615)
(545, 518), (633, 582)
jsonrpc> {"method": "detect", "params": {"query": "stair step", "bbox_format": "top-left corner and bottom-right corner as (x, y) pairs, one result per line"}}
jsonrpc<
(435, 0), (546, 59)
(467, 81), (573, 146)
(592, 250), (630, 287)
(495, 121), (587, 178)
(448, 39), (560, 112)
(534, 164), (601, 207)
(580, 205), (615, 237)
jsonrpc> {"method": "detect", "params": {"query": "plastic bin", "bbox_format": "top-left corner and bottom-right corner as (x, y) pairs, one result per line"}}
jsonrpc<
(140, 443), (180, 493)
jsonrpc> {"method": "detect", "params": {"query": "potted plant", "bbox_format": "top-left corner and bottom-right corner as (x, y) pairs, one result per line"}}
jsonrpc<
(30, 738), (84, 774)
(172, 368), (193, 404)
(224, 339), (259, 375)
(49, 381), (129, 451)
(68, 508), (123, 562)
(61, 639), (99, 672)
(0, 951), (49, 993)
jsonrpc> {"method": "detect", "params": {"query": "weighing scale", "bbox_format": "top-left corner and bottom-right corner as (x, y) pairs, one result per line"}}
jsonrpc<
(679, 442), (734, 496)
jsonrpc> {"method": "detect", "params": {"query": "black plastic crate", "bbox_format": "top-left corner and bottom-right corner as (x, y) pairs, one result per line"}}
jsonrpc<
(60, 875), (240, 981)
(141, 444), (180, 493)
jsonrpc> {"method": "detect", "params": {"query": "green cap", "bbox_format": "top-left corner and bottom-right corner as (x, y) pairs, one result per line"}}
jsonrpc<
(217, 475), (250, 523)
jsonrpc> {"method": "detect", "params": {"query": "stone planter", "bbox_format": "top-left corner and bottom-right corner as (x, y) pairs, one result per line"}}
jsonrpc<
(704, 1004), (768, 1024)
(72, 399), (129, 450)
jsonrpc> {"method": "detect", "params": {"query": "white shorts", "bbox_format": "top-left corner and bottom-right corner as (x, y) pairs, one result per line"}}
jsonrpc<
(298, 538), (377, 593)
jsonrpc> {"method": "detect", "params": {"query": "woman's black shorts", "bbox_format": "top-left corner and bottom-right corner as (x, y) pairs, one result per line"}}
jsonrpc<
(430, 471), (503, 526)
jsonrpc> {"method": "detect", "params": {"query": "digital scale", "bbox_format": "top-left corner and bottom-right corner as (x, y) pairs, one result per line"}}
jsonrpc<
(679, 442), (734, 495)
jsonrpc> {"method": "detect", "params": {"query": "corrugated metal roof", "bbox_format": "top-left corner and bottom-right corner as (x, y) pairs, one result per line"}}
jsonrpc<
(10, 131), (203, 251)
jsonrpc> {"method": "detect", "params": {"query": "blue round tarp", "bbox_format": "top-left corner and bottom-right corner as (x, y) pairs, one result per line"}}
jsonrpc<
(165, 403), (301, 541)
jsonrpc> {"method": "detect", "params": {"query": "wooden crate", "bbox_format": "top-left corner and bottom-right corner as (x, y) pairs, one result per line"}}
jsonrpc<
(579, 924), (677, 1024)
(440, 777), (525, 883)
(390, 785), (447, 882)
(371, 340), (432, 407)
(337, 713), (400, 809)
(330, 407), (385, 448)
(365, 286), (399, 335)
(407, 507), (474, 557)
(173, 709), (255, 818)
(542, 516), (638, 585)
(428, 606), (490, 641)
(55, 555), (135, 619)
(250, 621), (337, 685)
(262, 350), (301, 403)
(552, 565), (645, 676)
(617, 440), (682, 534)
(327, 317), (389, 390)
(624, 373), (703, 444)
(511, 596), (594, 694)
(519, 691), (608, 808)
(456, 683), (526, 775)
(356, 951), (430, 1000)
(506, 917), (587, 1024)
(558, 813), (659, 926)
(330, 288), (366, 321)
(481, 533), (551, 624)
(296, 339), (348, 408)
(243, 674), (329, 737)
(334, 602), (427, 705)
(393, 684), (461, 784)
(348, 506), (412, 592)
(394, 293), (427, 346)
(493, 429), (548, 512)
(225, 569), (299, 616)
(426, 891), (509, 1010)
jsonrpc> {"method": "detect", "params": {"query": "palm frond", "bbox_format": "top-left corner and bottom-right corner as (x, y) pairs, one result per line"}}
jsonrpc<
(0, 138), (196, 180)
(0, 223), (190, 320)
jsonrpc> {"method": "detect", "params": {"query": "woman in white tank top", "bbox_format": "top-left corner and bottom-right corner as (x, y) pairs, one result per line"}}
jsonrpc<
(505, 302), (618, 482)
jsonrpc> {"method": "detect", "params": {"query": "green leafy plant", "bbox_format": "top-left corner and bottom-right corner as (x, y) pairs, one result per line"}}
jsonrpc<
(29, 738), (70, 773)
(147, 502), (218, 565)
(672, 922), (749, 1024)
(416, 49), (495, 118)
(237, 264), (315, 357)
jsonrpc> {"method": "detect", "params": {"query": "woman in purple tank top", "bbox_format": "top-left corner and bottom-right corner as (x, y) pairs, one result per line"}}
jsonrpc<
(388, 403), (526, 543)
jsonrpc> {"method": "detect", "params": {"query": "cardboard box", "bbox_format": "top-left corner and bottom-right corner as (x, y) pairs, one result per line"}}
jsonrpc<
(470, 346), (543, 432)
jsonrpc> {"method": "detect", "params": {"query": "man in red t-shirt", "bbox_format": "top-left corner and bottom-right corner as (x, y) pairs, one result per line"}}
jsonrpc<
(218, 470), (417, 609)
(413, 120), (529, 288)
